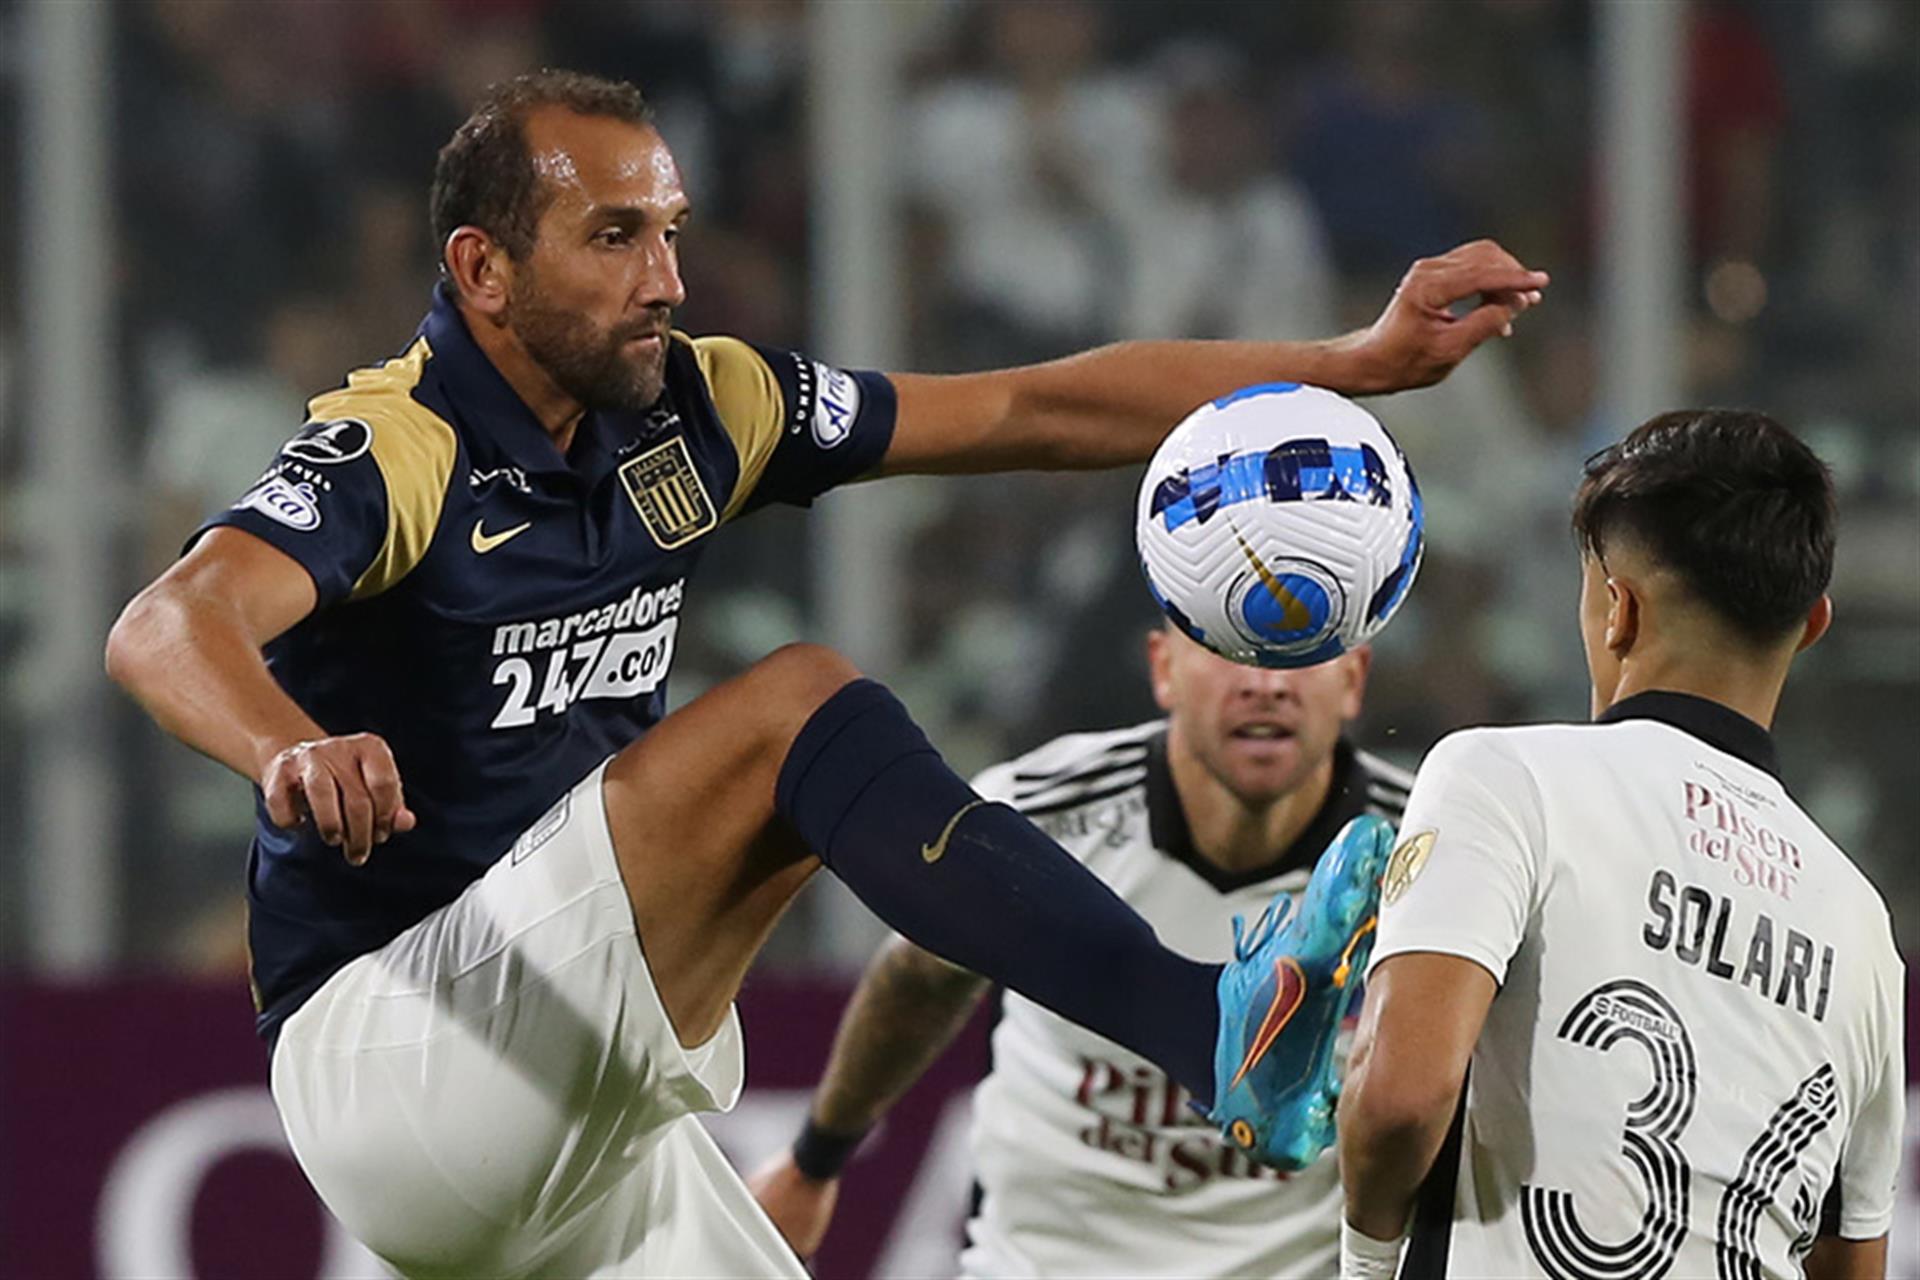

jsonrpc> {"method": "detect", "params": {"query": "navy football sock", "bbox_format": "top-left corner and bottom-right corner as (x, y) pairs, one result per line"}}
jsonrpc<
(776, 679), (1221, 1106)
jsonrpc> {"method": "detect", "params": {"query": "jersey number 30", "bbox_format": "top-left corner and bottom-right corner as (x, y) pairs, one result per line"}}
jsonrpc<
(1521, 978), (1838, 1280)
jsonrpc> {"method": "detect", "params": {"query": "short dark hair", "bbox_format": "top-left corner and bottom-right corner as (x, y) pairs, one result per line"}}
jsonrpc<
(429, 69), (653, 262)
(1572, 409), (1835, 645)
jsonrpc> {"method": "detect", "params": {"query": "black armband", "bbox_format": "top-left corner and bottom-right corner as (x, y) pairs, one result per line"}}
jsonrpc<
(792, 1117), (869, 1181)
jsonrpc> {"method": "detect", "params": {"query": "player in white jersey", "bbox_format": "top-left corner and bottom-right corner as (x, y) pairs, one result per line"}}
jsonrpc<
(1338, 410), (1904, 1280)
(751, 625), (1409, 1277)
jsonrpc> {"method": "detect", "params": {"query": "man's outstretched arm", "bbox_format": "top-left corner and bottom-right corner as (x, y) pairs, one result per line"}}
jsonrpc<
(749, 935), (990, 1257)
(881, 239), (1548, 475)
(1337, 951), (1497, 1275)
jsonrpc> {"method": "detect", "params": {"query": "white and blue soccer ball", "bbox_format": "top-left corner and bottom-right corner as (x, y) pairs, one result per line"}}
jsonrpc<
(1136, 382), (1424, 669)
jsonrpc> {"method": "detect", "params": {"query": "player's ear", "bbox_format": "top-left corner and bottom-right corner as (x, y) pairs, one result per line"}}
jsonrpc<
(1794, 593), (1832, 654)
(1603, 576), (1639, 657)
(1338, 645), (1372, 719)
(444, 227), (512, 318)
(1146, 628), (1176, 713)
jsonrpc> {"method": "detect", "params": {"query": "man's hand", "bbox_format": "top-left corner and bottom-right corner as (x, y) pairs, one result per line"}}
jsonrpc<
(747, 1151), (839, 1259)
(1337, 239), (1550, 395)
(262, 734), (417, 866)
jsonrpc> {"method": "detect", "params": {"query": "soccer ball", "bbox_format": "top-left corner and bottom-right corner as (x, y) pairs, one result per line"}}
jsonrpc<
(1136, 382), (1424, 668)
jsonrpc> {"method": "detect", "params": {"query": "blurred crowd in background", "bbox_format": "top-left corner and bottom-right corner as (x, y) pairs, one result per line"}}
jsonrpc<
(0, 0), (1914, 975)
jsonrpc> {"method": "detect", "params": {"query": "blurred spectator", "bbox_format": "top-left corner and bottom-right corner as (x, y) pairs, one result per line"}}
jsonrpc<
(129, 291), (359, 970)
(119, 0), (342, 364)
(1368, 336), (1585, 724)
(1286, 0), (1496, 279)
(1686, 0), (1786, 272)
(336, 1), (462, 189)
(907, 0), (1162, 362)
(897, 466), (1154, 754)
(680, 226), (803, 347)
(1121, 41), (1335, 342)
(7, 0), (1905, 971)
(1445, 0), (1590, 276)
(141, 293), (354, 570)
(341, 184), (438, 355)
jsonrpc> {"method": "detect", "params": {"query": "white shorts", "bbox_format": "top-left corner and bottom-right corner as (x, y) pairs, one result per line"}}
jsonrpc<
(270, 759), (805, 1279)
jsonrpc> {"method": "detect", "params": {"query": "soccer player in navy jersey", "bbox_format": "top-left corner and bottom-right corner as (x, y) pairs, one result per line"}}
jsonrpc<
(108, 71), (1546, 1277)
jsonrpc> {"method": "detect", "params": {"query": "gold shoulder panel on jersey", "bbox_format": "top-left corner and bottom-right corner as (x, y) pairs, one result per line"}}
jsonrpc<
(680, 333), (785, 521)
(303, 338), (459, 600)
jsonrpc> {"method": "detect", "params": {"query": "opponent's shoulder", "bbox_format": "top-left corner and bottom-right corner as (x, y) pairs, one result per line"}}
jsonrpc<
(1403, 724), (1560, 824)
(1808, 828), (1903, 963)
(1420, 720), (1591, 771)
(1428, 716), (1751, 798)
(972, 720), (1163, 812)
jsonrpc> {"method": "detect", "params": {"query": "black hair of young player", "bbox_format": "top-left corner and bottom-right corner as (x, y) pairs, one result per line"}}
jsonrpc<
(429, 70), (654, 264)
(1572, 409), (1835, 647)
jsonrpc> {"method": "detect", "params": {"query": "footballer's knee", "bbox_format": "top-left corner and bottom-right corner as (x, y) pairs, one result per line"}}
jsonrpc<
(743, 642), (863, 735)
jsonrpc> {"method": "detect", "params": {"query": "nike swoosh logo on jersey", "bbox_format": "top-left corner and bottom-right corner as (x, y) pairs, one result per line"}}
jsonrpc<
(1228, 955), (1308, 1091)
(922, 798), (991, 863)
(471, 520), (532, 554)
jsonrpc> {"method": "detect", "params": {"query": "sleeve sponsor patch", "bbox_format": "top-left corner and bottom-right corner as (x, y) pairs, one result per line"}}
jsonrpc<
(808, 361), (862, 449)
(236, 475), (322, 531)
(726, 343), (896, 513)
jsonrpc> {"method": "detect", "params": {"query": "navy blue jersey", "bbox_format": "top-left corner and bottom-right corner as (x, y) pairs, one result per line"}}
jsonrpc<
(201, 284), (896, 1038)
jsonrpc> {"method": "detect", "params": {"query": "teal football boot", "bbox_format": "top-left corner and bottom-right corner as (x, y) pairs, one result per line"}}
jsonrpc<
(1208, 813), (1395, 1170)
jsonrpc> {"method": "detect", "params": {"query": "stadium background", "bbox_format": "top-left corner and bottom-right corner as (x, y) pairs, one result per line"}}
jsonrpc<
(0, 0), (1913, 1274)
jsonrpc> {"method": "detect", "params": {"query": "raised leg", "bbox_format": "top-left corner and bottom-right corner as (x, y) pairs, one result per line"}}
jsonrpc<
(601, 643), (856, 1046)
(602, 644), (1222, 1103)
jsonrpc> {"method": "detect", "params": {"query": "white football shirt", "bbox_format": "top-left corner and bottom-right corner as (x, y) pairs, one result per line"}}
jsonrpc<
(959, 720), (1410, 1280)
(1371, 692), (1905, 1280)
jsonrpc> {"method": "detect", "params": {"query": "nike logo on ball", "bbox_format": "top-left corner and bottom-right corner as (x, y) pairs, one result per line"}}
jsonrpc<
(1232, 529), (1312, 631)
(922, 799), (991, 863)
(471, 520), (532, 554)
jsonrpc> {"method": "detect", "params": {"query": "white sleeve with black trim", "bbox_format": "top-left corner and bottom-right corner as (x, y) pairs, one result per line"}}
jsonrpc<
(1833, 945), (1905, 1240)
(1367, 730), (1544, 987)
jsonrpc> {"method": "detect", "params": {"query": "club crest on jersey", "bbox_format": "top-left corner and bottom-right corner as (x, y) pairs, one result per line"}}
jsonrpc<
(619, 436), (716, 549)
(1381, 829), (1435, 906)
